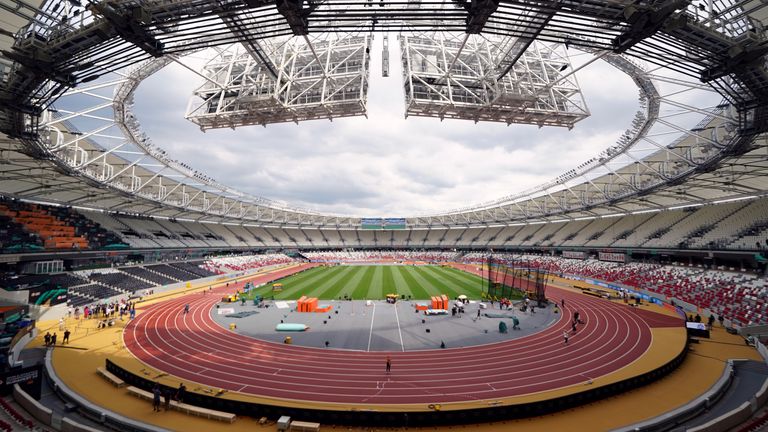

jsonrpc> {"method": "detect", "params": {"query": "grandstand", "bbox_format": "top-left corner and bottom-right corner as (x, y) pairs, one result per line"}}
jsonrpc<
(2, 0), (768, 431)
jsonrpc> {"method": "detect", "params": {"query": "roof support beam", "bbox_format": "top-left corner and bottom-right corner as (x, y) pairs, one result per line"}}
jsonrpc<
(91, 3), (164, 57)
(612, 1), (690, 54)
(276, 0), (312, 36)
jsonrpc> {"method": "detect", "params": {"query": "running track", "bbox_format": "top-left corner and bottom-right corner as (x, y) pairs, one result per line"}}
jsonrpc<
(123, 264), (683, 406)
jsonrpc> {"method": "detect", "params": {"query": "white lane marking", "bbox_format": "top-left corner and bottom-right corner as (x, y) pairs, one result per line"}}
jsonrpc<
(394, 302), (405, 352)
(367, 301), (376, 352)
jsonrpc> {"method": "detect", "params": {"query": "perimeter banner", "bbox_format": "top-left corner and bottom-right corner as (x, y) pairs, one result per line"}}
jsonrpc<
(598, 252), (626, 263)
(0, 364), (43, 399)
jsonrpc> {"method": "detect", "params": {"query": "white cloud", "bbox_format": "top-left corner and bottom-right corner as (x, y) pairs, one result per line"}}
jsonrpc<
(133, 36), (644, 216)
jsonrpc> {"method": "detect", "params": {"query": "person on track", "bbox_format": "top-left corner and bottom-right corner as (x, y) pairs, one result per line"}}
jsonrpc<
(563, 330), (569, 345)
(183, 304), (190, 314)
(63, 329), (70, 344)
(386, 356), (391, 373)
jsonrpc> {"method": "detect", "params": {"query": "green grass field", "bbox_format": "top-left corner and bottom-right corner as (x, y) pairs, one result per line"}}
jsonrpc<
(244, 265), (489, 301)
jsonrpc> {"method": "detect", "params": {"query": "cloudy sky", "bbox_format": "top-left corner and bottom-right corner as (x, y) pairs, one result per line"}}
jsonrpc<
(134, 35), (641, 217)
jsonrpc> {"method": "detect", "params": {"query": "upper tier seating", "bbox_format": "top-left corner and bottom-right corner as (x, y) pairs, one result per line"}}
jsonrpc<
(0, 214), (44, 253)
(0, 200), (126, 251)
(200, 254), (296, 274)
(66, 196), (768, 251)
(302, 250), (462, 262)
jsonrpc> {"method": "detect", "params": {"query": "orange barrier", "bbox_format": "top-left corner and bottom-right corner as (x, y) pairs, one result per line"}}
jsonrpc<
(307, 298), (318, 312)
(430, 296), (439, 310)
(297, 296), (321, 313)
(440, 295), (449, 310)
(415, 304), (429, 311)
(316, 305), (332, 313)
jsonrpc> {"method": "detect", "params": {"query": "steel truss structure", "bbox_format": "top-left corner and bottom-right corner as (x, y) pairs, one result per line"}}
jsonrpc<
(401, 34), (589, 126)
(0, 0), (767, 230)
(186, 34), (372, 129)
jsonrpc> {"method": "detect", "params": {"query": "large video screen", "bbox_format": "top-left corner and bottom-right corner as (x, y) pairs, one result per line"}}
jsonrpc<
(360, 218), (406, 230)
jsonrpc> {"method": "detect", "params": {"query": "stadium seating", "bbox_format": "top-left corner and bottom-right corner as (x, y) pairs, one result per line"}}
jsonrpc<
(120, 266), (177, 286)
(0, 213), (44, 253)
(47, 273), (88, 289)
(83, 270), (153, 293)
(69, 283), (124, 304)
(303, 250), (461, 262)
(461, 253), (768, 326)
(200, 254), (297, 274)
(146, 263), (204, 281)
(0, 201), (126, 251)
(66, 291), (95, 308)
(56, 196), (768, 251)
(168, 261), (217, 278)
(612, 211), (684, 247)
(687, 200), (768, 249)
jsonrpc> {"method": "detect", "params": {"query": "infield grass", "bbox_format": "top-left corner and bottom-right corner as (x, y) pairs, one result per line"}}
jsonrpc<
(246, 265), (488, 300)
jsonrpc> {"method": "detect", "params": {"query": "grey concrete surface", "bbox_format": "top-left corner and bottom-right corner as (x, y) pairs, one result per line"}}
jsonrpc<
(211, 299), (559, 351)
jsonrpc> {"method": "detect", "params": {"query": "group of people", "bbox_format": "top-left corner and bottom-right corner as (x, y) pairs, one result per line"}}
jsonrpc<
(68, 299), (137, 324)
(521, 297), (536, 314)
(152, 382), (187, 412)
(562, 299), (583, 344)
(687, 312), (723, 330)
(43, 329), (70, 346)
(451, 304), (465, 317)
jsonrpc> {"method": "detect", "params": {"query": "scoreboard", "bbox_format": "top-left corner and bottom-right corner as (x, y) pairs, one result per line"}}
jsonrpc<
(361, 218), (407, 230)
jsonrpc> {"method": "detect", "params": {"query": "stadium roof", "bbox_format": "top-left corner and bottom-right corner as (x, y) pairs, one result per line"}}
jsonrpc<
(1, 0), (767, 228)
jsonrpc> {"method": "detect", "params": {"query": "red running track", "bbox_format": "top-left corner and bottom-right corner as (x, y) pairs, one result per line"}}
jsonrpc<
(123, 265), (682, 406)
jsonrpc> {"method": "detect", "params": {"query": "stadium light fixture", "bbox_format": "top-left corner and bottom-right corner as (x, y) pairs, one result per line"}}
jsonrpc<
(668, 203), (703, 210)
(71, 205), (103, 213)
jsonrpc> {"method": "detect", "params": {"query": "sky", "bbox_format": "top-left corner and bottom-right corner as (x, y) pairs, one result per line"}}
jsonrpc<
(133, 35), (642, 217)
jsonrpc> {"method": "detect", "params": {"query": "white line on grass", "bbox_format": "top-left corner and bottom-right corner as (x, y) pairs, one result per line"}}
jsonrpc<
(367, 301), (376, 352)
(394, 302), (405, 352)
